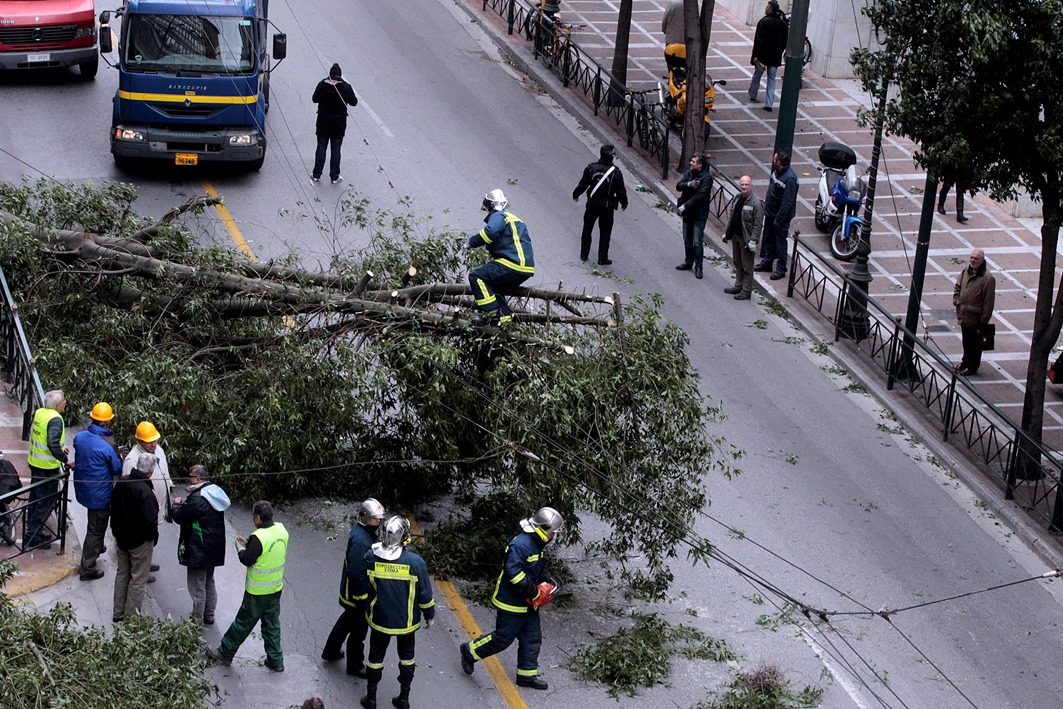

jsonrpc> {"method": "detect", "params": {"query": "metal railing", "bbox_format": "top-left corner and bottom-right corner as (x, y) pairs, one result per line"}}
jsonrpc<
(0, 264), (67, 557)
(785, 234), (1063, 534)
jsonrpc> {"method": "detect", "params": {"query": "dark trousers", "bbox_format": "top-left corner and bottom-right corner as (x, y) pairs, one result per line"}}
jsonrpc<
(681, 218), (706, 269)
(323, 604), (369, 672)
(758, 219), (789, 274)
(219, 590), (283, 664)
(365, 629), (416, 699)
(580, 204), (615, 262)
(469, 262), (531, 316)
(960, 325), (984, 374)
(468, 608), (543, 676)
(79, 506), (109, 575)
(25, 465), (60, 545)
(940, 181), (965, 213)
(731, 239), (756, 295)
(313, 134), (344, 181)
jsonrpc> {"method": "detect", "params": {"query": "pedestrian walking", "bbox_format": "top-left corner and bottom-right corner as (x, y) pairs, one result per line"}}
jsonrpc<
(170, 464), (231, 625)
(467, 189), (535, 326)
(356, 515), (435, 709)
(123, 420), (173, 573)
(748, 0), (788, 112)
(312, 63), (359, 185)
(952, 249), (996, 376)
(722, 176), (764, 300)
(111, 452), (159, 623)
(459, 507), (564, 691)
(938, 177), (969, 223)
(206, 500), (289, 672)
(674, 154), (713, 279)
(754, 149), (798, 280)
(25, 389), (68, 549)
(572, 144), (628, 265)
(73, 402), (123, 581)
(661, 0), (685, 71)
(322, 497), (386, 676)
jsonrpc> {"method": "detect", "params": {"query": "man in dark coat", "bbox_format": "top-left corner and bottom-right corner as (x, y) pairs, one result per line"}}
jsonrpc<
(171, 464), (231, 624)
(73, 402), (123, 581)
(312, 63), (359, 185)
(952, 249), (996, 376)
(674, 154), (713, 279)
(754, 150), (799, 280)
(110, 452), (159, 623)
(748, 0), (788, 112)
(572, 144), (628, 266)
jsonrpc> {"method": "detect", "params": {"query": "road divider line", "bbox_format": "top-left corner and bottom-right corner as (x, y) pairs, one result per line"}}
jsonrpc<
(201, 180), (255, 258)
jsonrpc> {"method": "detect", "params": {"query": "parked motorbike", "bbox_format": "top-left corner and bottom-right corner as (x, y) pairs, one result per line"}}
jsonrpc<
(814, 141), (857, 233)
(827, 163), (868, 261)
(658, 43), (726, 138)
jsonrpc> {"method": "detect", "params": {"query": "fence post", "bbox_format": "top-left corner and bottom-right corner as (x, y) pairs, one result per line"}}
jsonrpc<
(833, 280), (848, 342)
(943, 375), (957, 442)
(506, 0), (515, 34)
(885, 317), (902, 391)
(661, 123), (670, 180)
(593, 66), (601, 116)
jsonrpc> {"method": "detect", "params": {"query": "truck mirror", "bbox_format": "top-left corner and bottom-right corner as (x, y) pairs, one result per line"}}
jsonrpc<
(99, 26), (112, 54)
(272, 33), (286, 61)
(99, 10), (110, 23)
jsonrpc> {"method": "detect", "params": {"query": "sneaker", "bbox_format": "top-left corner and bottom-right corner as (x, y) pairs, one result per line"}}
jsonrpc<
(734, 292), (751, 300)
(332, 176), (344, 185)
(311, 176), (321, 183)
(205, 646), (231, 666)
(675, 262), (693, 271)
(724, 286), (742, 294)
(516, 675), (549, 690)
(79, 569), (105, 581)
(264, 657), (285, 673)
(460, 643), (475, 675)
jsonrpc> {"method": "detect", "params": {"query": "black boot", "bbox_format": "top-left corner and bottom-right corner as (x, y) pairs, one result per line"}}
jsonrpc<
(937, 200), (946, 215)
(391, 683), (411, 709)
(956, 211), (968, 224)
(361, 683), (378, 709)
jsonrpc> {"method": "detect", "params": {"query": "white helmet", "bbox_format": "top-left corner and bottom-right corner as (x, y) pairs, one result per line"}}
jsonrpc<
(357, 498), (386, 526)
(520, 507), (565, 539)
(380, 515), (411, 551)
(482, 188), (509, 212)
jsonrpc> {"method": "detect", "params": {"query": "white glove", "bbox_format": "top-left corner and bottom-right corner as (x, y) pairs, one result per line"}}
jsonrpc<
(677, 204), (686, 216)
(746, 240), (757, 252)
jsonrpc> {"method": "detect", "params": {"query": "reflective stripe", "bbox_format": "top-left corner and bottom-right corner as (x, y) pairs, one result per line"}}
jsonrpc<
(246, 523), (288, 595)
(473, 278), (497, 306)
(493, 257), (535, 274)
(505, 213), (529, 268)
(399, 658), (417, 666)
(527, 554), (541, 562)
(511, 571), (526, 584)
(28, 409), (63, 470)
(478, 227), (494, 244)
(516, 668), (540, 677)
(366, 660), (385, 669)
(469, 636), (492, 659)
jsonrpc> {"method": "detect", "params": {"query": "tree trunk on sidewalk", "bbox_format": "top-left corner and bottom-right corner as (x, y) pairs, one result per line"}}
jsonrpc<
(607, 0), (633, 107)
(680, 0), (715, 165)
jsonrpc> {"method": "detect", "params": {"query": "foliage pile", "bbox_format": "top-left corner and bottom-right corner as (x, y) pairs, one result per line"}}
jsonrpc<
(569, 612), (739, 697)
(0, 561), (216, 708)
(697, 665), (822, 709)
(0, 178), (733, 598)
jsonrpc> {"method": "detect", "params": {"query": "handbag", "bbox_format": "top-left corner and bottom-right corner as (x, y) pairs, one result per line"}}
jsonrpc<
(981, 323), (996, 351)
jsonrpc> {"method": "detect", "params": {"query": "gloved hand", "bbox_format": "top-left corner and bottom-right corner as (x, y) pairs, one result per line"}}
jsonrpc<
(722, 234), (731, 243)
(527, 582), (557, 607)
(677, 204), (686, 216)
(746, 240), (757, 252)
(235, 535), (247, 552)
(422, 617), (433, 629)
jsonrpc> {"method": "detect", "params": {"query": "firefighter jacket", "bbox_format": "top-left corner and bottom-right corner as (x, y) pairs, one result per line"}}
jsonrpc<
(359, 546), (435, 635)
(491, 530), (548, 614)
(338, 522), (377, 609)
(468, 211), (535, 275)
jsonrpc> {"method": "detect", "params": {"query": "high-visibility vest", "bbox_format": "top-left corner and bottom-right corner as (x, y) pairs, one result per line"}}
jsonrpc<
(246, 522), (288, 595)
(28, 408), (64, 470)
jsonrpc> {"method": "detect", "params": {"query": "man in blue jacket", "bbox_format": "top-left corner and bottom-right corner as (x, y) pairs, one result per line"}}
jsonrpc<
(754, 149), (799, 280)
(460, 507), (564, 691)
(467, 189), (535, 326)
(356, 515), (435, 709)
(73, 402), (123, 581)
(675, 154), (714, 279)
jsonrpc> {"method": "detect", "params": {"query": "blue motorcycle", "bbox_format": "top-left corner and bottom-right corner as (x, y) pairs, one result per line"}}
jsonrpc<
(828, 165), (868, 261)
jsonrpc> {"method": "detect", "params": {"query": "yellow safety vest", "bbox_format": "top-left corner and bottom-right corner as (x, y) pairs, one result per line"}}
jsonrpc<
(28, 408), (64, 470)
(246, 522), (288, 595)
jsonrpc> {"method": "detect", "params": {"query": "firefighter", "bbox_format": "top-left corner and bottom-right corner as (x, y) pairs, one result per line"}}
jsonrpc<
(467, 189), (535, 326)
(357, 515), (435, 709)
(459, 507), (564, 691)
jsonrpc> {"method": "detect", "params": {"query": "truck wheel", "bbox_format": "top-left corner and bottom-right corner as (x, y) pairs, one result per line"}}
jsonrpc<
(79, 56), (99, 81)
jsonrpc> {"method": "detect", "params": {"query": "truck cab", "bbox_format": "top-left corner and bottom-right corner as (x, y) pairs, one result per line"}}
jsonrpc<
(100, 0), (285, 170)
(0, 0), (99, 79)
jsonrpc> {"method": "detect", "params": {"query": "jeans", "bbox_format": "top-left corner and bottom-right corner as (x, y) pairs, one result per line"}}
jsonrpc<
(749, 63), (778, 109)
(469, 261), (532, 316)
(313, 134), (344, 181)
(323, 604), (370, 672)
(219, 590), (283, 664)
(113, 539), (154, 621)
(758, 219), (789, 274)
(682, 218), (706, 269)
(187, 566), (218, 622)
(580, 204), (615, 262)
(468, 608), (543, 676)
(364, 629), (416, 698)
(25, 465), (61, 545)
(79, 506), (109, 575)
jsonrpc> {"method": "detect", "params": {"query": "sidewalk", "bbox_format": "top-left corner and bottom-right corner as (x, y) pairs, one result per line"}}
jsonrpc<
(468, 0), (1062, 449)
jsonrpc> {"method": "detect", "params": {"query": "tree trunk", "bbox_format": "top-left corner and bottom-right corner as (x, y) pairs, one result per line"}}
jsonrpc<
(608, 0), (633, 107)
(680, 0), (715, 164)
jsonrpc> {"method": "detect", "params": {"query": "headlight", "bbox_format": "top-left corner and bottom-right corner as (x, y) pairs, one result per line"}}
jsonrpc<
(228, 134), (259, 146)
(115, 129), (144, 141)
(75, 25), (95, 38)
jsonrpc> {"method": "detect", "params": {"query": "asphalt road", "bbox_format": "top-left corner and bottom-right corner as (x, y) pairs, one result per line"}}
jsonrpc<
(4, 0), (1063, 707)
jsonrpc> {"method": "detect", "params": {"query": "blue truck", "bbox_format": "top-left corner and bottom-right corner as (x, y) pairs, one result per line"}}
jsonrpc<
(98, 0), (285, 170)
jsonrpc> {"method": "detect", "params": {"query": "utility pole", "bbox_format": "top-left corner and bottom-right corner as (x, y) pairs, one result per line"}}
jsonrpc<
(892, 171), (938, 381)
(773, 0), (809, 156)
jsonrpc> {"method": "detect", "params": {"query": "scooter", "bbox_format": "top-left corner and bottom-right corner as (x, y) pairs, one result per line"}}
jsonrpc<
(657, 43), (726, 138)
(827, 163), (868, 262)
(814, 141), (858, 233)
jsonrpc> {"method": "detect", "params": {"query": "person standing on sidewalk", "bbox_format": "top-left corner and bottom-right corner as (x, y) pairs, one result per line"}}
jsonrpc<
(754, 150), (798, 280)
(311, 63), (358, 185)
(170, 464), (231, 625)
(572, 144), (628, 265)
(952, 249), (996, 376)
(674, 154), (713, 279)
(722, 176), (764, 301)
(111, 453), (159, 623)
(321, 497), (386, 676)
(123, 420), (173, 574)
(25, 389), (68, 549)
(938, 177), (970, 224)
(207, 500), (289, 672)
(355, 515), (435, 709)
(73, 402), (123, 581)
(748, 0), (788, 112)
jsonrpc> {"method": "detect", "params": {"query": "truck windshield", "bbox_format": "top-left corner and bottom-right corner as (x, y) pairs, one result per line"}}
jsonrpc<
(124, 14), (255, 74)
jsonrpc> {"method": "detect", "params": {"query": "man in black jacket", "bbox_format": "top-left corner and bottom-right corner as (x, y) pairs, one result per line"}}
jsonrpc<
(171, 465), (231, 624)
(312, 63), (359, 185)
(675, 154), (713, 279)
(748, 0), (788, 112)
(572, 144), (628, 266)
(110, 452), (159, 623)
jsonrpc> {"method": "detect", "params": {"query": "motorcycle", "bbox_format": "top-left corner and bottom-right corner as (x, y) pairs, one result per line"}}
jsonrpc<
(827, 163), (868, 261)
(814, 141), (857, 233)
(658, 43), (726, 139)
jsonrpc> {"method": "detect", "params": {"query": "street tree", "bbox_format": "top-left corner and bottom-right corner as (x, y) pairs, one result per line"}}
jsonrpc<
(680, 0), (716, 164)
(851, 0), (1063, 469)
(0, 178), (736, 599)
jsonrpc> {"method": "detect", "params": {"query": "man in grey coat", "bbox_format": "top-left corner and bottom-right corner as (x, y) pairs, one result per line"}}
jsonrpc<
(723, 176), (764, 300)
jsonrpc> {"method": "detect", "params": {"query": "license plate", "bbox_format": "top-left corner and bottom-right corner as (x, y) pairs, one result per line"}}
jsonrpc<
(27, 53), (50, 62)
(175, 153), (198, 166)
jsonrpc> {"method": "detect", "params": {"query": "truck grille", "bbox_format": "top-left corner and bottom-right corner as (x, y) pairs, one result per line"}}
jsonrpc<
(0, 25), (78, 47)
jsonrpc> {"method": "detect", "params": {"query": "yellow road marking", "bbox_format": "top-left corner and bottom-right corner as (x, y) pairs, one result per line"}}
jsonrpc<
(200, 180), (255, 258)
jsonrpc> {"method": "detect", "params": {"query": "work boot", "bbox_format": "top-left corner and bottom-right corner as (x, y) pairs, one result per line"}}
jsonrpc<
(675, 262), (693, 271)
(460, 642), (476, 675)
(360, 697), (377, 709)
(516, 674), (549, 690)
(391, 683), (411, 709)
(471, 313), (500, 327)
(348, 663), (369, 678)
(937, 201), (946, 215)
(956, 211), (968, 224)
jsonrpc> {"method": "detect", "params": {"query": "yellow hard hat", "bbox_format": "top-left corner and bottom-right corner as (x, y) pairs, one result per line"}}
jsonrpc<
(90, 402), (115, 422)
(135, 421), (161, 443)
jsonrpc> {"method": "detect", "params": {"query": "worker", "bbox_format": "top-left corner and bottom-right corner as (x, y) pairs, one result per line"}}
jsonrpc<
(467, 189), (535, 327)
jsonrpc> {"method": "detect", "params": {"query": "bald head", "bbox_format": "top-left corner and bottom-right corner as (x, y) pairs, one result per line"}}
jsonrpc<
(739, 175), (753, 198)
